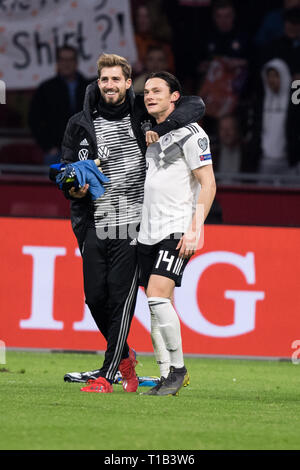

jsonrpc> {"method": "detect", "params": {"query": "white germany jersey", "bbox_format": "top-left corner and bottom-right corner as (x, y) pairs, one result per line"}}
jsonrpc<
(138, 123), (212, 245)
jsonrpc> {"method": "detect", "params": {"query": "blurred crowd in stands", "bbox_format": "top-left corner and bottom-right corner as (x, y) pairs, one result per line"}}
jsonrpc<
(1, 0), (300, 182)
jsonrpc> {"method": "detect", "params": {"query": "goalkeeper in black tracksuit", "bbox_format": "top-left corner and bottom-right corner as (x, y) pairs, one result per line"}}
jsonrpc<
(50, 53), (205, 394)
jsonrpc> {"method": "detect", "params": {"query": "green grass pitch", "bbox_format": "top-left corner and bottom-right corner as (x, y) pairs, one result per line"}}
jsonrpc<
(1, 351), (300, 450)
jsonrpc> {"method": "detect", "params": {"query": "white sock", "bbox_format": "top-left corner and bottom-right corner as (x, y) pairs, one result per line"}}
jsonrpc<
(150, 311), (170, 378)
(148, 297), (184, 369)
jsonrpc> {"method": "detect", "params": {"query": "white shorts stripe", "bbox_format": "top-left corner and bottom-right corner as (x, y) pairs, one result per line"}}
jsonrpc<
(176, 258), (184, 275)
(173, 257), (180, 274)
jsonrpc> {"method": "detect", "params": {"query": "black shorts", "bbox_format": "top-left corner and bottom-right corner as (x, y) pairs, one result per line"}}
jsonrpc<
(137, 233), (190, 288)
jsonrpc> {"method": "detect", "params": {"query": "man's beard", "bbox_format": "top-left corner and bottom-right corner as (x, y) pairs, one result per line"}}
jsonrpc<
(101, 89), (126, 106)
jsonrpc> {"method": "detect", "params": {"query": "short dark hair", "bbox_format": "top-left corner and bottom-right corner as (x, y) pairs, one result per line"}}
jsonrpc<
(56, 45), (78, 62)
(145, 71), (182, 96)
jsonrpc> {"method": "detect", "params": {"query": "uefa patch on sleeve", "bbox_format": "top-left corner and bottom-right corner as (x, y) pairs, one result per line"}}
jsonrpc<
(200, 154), (212, 161)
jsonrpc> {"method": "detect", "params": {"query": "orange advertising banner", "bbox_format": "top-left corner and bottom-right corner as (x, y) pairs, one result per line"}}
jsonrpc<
(0, 217), (299, 359)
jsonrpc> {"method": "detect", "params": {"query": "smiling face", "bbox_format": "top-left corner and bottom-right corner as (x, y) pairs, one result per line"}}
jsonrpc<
(98, 65), (132, 106)
(144, 77), (180, 123)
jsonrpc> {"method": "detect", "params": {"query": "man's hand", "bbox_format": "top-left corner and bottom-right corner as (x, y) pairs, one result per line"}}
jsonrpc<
(176, 230), (201, 259)
(69, 184), (89, 198)
(145, 130), (159, 146)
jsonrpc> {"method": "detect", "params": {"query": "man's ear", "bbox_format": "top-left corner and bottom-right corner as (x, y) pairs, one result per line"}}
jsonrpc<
(171, 91), (180, 103)
(126, 78), (132, 90)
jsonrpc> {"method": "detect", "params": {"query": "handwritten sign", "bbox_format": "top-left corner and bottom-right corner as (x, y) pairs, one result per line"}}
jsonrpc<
(0, 0), (137, 89)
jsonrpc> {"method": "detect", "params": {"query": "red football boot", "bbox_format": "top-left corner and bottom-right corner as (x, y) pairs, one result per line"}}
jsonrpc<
(80, 376), (113, 393)
(119, 348), (138, 392)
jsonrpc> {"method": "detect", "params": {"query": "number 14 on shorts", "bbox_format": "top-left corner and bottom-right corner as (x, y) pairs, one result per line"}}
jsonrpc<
(155, 250), (185, 275)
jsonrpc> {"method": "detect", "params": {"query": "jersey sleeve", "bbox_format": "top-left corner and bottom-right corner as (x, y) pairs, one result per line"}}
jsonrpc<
(183, 128), (212, 170)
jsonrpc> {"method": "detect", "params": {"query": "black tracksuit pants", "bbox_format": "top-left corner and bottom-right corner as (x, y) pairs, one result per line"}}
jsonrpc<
(81, 226), (139, 382)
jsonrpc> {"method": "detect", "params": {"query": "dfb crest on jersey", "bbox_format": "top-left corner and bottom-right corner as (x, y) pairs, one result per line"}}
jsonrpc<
(141, 120), (152, 135)
(78, 148), (89, 160)
(98, 145), (110, 161)
(198, 137), (208, 152)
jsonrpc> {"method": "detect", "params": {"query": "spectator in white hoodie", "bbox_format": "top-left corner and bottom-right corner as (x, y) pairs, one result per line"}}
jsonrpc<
(258, 58), (291, 174)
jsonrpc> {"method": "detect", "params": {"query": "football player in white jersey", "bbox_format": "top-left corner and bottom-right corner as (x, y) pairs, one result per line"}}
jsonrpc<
(138, 71), (216, 396)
